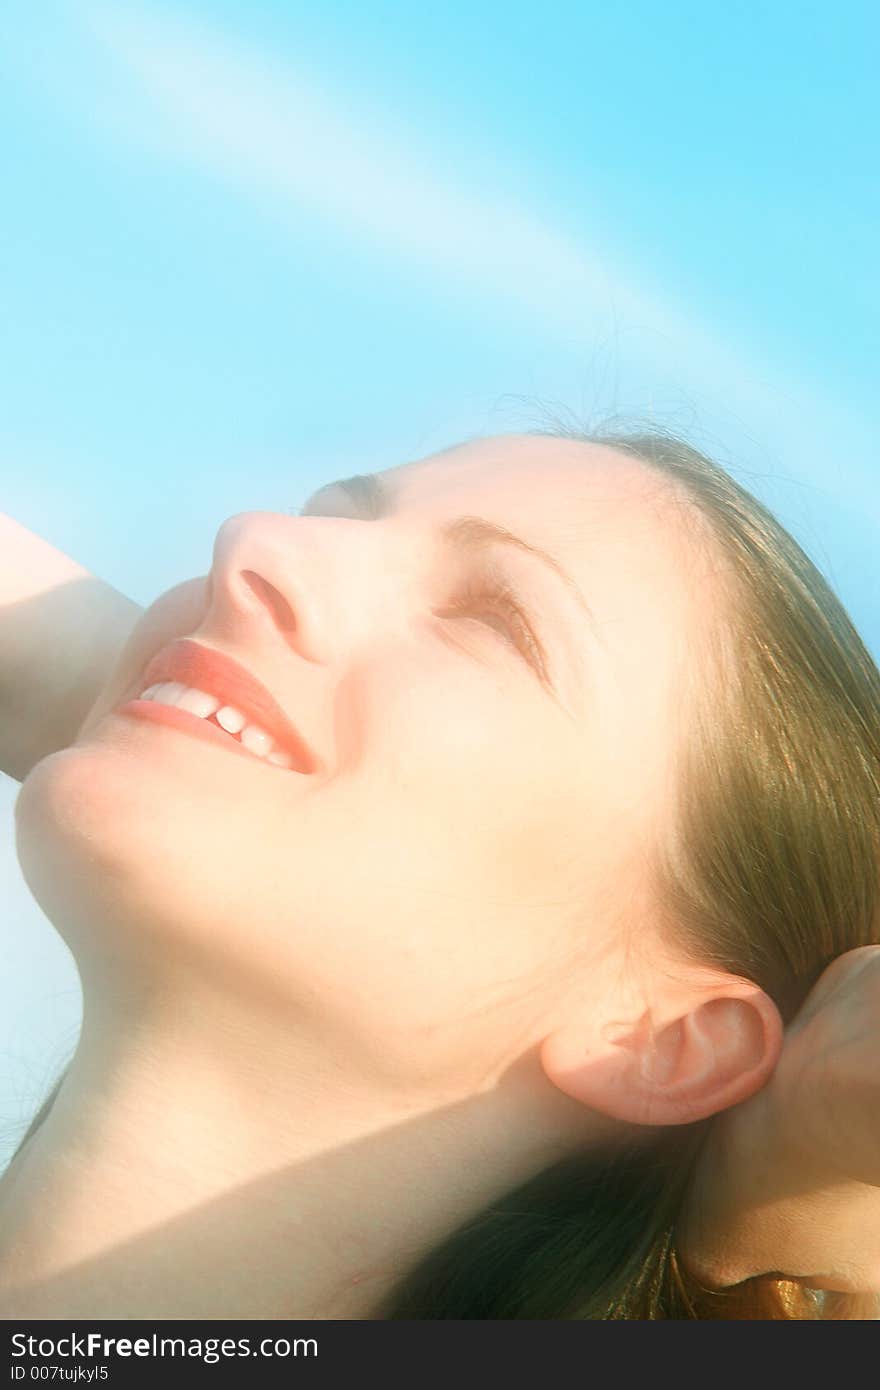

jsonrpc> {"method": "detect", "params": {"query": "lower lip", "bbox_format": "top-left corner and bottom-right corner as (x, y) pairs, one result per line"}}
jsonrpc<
(117, 700), (291, 770)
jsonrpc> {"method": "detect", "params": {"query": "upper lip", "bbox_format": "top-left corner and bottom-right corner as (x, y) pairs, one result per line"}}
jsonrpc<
(133, 639), (317, 774)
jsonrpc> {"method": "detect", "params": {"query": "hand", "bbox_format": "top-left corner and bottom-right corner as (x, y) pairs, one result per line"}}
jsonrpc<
(678, 945), (880, 1293)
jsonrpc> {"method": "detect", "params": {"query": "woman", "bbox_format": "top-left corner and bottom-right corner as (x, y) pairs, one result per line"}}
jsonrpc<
(1, 423), (879, 1319)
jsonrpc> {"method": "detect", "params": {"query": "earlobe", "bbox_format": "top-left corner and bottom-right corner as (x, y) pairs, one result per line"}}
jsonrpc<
(540, 986), (784, 1127)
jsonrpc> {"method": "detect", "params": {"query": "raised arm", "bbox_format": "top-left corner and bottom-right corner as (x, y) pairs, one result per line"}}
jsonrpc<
(0, 513), (143, 783)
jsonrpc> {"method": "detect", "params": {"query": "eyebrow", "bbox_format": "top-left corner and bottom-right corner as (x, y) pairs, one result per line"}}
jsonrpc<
(304, 472), (599, 637)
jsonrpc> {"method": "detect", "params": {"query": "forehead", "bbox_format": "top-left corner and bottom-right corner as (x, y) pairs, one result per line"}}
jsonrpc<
(387, 432), (678, 533)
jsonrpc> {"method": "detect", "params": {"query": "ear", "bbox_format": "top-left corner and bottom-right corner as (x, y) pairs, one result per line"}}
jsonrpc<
(540, 980), (784, 1127)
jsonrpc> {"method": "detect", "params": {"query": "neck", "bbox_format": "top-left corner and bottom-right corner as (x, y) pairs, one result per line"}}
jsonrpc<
(0, 982), (608, 1320)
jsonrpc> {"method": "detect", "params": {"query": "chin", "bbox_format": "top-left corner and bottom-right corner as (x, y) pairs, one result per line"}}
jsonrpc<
(11, 739), (314, 1000)
(13, 741), (212, 964)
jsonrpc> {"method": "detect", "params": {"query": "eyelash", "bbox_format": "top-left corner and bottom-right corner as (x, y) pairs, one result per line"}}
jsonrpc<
(441, 577), (544, 672)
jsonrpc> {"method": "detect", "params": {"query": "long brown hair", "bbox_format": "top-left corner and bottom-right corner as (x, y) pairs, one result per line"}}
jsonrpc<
(8, 421), (880, 1317)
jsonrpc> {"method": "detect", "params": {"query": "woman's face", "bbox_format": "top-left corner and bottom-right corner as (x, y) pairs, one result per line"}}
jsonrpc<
(16, 434), (702, 1097)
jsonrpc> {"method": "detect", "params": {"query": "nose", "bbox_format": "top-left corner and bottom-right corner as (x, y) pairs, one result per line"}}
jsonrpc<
(206, 509), (423, 663)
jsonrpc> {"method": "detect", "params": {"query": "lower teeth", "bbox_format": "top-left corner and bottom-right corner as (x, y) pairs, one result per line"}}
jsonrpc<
(205, 712), (292, 769)
(207, 713), (241, 739)
(143, 697), (293, 768)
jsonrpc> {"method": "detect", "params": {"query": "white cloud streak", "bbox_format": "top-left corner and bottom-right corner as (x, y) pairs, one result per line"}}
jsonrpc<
(77, 2), (873, 505)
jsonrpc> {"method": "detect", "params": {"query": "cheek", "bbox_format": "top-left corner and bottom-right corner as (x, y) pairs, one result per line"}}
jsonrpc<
(362, 670), (586, 912)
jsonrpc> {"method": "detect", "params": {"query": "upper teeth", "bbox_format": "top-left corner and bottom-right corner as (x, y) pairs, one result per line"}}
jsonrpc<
(138, 682), (295, 769)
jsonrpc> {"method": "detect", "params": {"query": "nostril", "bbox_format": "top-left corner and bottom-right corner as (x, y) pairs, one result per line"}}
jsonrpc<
(243, 571), (297, 635)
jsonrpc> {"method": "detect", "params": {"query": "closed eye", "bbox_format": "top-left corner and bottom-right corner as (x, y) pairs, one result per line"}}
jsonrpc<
(439, 576), (547, 675)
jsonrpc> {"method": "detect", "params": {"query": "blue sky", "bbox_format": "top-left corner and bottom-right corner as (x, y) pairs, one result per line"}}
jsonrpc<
(0, 0), (878, 1151)
(1, 0), (877, 639)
